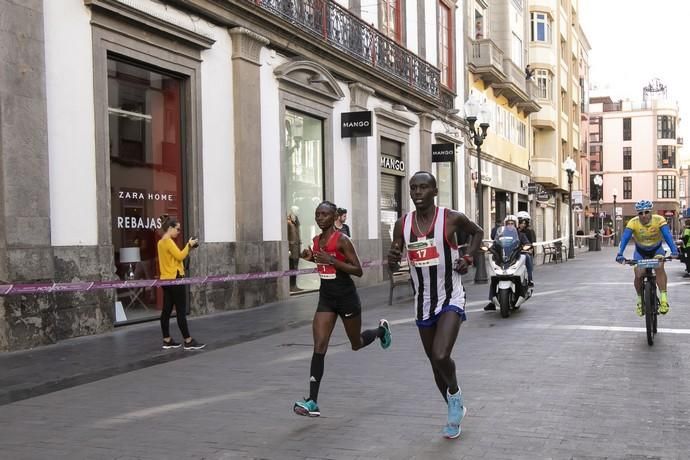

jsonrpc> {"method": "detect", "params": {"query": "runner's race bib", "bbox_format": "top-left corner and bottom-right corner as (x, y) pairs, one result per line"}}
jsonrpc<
(317, 252), (337, 279)
(407, 238), (440, 267)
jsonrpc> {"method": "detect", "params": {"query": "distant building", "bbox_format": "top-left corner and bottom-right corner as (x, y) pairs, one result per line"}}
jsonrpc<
(588, 79), (683, 235)
(528, 0), (590, 242)
(465, 0), (540, 232)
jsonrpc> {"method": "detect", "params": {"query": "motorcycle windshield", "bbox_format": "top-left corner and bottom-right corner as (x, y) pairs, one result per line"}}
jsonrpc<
(494, 226), (520, 261)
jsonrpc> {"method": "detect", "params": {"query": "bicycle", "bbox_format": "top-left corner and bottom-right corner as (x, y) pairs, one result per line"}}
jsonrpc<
(622, 256), (674, 346)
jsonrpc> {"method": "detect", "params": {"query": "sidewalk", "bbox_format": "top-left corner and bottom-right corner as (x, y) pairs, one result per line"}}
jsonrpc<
(0, 246), (589, 406)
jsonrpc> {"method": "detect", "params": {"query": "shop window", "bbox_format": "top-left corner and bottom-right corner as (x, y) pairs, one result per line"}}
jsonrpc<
(284, 110), (324, 292)
(108, 58), (184, 323)
(436, 162), (454, 208)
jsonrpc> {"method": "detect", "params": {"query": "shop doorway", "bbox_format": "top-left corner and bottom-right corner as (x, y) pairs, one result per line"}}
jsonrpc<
(380, 138), (404, 279)
(107, 57), (186, 324)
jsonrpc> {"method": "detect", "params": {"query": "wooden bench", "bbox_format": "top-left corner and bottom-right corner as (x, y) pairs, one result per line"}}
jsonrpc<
(389, 260), (414, 305)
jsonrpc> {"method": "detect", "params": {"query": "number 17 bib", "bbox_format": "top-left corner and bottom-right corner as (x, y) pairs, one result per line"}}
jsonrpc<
(407, 238), (440, 267)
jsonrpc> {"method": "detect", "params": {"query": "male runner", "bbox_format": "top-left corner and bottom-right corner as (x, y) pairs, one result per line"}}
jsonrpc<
(388, 171), (484, 439)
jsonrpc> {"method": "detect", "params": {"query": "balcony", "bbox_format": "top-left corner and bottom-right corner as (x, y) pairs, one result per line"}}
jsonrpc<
(492, 59), (541, 114)
(468, 39), (506, 84)
(249, 0), (440, 99)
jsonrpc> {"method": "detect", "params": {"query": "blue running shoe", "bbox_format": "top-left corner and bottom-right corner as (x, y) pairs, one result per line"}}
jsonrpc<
(442, 390), (466, 439)
(379, 319), (392, 349)
(293, 398), (320, 417)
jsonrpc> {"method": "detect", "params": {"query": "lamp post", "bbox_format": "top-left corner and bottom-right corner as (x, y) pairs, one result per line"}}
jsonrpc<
(593, 174), (603, 232)
(465, 93), (492, 284)
(612, 188), (618, 246)
(564, 157), (576, 259)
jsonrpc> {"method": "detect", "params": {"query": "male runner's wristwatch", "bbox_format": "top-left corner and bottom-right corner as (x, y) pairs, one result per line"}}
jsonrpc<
(462, 255), (474, 266)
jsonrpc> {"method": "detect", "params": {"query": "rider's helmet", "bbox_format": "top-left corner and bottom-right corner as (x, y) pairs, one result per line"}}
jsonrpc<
(504, 214), (518, 226)
(634, 200), (653, 213)
(516, 211), (531, 223)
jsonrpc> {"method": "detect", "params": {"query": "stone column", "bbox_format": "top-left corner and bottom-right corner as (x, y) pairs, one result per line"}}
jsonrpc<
(348, 83), (374, 240)
(0, 1), (54, 350)
(419, 113), (435, 171)
(229, 27), (269, 241)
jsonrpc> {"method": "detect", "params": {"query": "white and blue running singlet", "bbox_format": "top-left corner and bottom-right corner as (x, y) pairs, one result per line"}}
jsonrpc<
(403, 207), (466, 322)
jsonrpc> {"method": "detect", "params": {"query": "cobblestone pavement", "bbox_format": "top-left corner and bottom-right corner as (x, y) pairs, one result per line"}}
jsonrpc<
(1, 247), (690, 459)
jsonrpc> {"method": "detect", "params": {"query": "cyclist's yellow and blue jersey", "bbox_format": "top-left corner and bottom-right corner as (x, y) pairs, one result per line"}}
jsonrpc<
(618, 214), (679, 259)
(625, 215), (667, 249)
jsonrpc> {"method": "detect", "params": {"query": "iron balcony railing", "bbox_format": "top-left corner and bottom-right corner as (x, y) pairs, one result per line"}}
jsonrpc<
(249, 0), (440, 99)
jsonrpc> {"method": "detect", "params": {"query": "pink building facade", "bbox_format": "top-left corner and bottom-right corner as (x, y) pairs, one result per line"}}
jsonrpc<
(588, 91), (682, 236)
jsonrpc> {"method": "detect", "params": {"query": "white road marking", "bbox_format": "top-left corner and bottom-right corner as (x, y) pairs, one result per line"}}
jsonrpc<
(521, 323), (690, 334)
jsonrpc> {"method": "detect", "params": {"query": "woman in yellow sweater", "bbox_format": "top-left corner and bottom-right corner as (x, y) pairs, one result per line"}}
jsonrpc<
(157, 216), (204, 350)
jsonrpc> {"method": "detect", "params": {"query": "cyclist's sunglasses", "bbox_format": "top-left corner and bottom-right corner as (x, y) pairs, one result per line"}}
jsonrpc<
(638, 210), (651, 216)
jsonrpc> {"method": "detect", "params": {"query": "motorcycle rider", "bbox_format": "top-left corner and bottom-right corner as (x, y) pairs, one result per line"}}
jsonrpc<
(517, 211), (535, 288)
(484, 215), (531, 311)
(680, 218), (690, 276)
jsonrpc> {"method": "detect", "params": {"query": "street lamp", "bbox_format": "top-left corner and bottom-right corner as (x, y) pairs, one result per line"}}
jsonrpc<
(612, 188), (618, 246)
(593, 174), (603, 232)
(564, 157), (576, 259)
(465, 92), (492, 284)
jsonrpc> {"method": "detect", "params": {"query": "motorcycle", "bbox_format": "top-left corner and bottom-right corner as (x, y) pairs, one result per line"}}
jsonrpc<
(482, 226), (533, 318)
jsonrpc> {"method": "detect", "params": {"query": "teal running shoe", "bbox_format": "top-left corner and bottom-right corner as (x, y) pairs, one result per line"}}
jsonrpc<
(379, 319), (392, 349)
(442, 390), (466, 439)
(293, 398), (320, 417)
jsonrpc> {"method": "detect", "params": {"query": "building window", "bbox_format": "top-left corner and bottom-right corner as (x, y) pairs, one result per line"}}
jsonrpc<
(534, 69), (551, 99)
(284, 110), (324, 290)
(108, 58), (185, 322)
(474, 7), (485, 39)
(438, 1), (452, 88)
(657, 115), (676, 139)
(624, 176), (632, 199)
(623, 147), (632, 170)
(681, 177), (686, 199)
(657, 175), (676, 199)
(530, 12), (551, 43)
(657, 145), (676, 168)
(623, 117), (631, 141)
(589, 144), (602, 172)
(589, 117), (602, 142)
(381, 0), (402, 42)
(512, 33), (523, 68)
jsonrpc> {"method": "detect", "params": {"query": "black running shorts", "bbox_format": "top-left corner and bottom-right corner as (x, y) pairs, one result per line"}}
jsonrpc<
(317, 288), (362, 318)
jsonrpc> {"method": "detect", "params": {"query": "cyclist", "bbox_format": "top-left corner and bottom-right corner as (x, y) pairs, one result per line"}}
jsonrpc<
(615, 200), (679, 316)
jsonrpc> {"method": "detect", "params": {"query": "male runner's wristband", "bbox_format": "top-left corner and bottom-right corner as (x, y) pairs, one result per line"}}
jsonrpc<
(462, 255), (474, 266)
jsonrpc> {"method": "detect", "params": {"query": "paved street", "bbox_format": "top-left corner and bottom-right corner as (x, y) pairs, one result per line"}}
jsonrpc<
(2, 247), (690, 459)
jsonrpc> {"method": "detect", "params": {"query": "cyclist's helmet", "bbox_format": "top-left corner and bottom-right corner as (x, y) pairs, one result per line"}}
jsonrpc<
(504, 214), (518, 225)
(517, 211), (531, 223)
(634, 200), (653, 213)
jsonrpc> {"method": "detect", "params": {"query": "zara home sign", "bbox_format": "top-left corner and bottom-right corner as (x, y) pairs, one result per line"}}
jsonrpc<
(341, 111), (372, 138)
(431, 143), (455, 162)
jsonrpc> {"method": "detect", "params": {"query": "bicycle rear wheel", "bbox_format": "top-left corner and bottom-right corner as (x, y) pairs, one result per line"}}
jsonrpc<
(644, 280), (655, 346)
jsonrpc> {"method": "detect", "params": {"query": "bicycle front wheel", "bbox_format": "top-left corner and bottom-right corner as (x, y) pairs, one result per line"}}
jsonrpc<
(644, 280), (655, 346)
